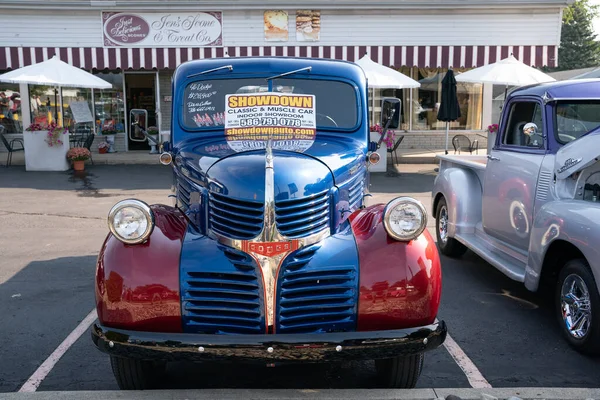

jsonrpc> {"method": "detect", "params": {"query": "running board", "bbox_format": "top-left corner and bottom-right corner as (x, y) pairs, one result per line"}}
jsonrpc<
(454, 233), (526, 282)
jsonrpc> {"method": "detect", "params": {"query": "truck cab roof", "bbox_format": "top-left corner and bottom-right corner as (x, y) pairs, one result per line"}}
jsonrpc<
(173, 56), (368, 85)
(508, 78), (600, 101)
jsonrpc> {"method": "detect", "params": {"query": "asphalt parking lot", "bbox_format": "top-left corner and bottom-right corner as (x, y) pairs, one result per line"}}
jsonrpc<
(1, 164), (599, 395)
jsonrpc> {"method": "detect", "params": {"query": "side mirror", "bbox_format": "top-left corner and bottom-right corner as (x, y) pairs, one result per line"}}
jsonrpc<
(523, 122), (538, 137)
(130, 109), (148, 142)
(381, 97), (401, 130)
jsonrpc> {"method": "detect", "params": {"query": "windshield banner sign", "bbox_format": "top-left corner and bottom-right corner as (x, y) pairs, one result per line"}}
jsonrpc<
(224, 93), (316, 152)
(102, 12), (223, 47)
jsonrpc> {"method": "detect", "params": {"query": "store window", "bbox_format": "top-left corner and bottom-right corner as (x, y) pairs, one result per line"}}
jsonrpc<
(94, 73), (125, 134)
(0, 83), (23, 133)
(29, 85), (60, 126)
(62, 88), (94, 133)
(410, 68), (483, 131)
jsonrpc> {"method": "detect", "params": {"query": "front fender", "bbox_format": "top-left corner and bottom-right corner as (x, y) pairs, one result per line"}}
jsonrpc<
(432, 165), (482, 237)
(95, 205), (188, 333)
(349, 204), (442, 331)
(526, 200), (600, 293)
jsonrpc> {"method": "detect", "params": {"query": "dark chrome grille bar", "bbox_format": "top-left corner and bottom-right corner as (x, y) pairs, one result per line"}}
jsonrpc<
(208, 193), (264, 240)
(277, 242), (357, 334)
(178, 181), (191, 210)
(183, 270), (263, 334)
(275, 190), (330, 238)
(348, 178), (364, 208)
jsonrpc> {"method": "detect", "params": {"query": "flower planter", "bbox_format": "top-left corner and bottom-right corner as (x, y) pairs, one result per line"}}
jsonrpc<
(22, 130), (69, 171)
(369, 131), (388, 172)
(73, 160), (85, 171)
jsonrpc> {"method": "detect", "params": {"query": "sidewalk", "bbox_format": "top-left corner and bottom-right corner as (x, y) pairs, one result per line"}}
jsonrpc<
(2, 388), (600, 400)
(2, 148), (478, 167)
(394, 148), (487, 164)
(3, 150), (161, 166)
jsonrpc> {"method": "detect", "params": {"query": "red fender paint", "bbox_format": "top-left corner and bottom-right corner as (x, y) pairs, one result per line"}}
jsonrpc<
(95, 205), (187, 333)
(350, 204), (442, 331)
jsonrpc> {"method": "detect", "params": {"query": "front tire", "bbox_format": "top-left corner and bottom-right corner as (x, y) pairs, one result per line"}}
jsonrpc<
(375, 353), (424, 388)
(110, 356), (166, 390)
(556, 259), (600, 355)
(435, 197), (467, 257)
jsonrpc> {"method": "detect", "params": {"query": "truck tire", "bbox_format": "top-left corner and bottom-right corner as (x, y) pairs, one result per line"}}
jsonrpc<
(435, 197), (467, 257)
(110, 356), (166, 390)
(375, 353), (424, 388)
(556, 259), (600, 355)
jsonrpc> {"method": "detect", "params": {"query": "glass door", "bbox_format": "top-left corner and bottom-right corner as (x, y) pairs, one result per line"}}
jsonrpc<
(124, 73), (156, 151)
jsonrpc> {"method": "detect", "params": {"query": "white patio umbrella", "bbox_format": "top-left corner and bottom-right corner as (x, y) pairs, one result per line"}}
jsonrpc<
(0, 55), (111, 124)
(0, 55), (112, 89)
(455, 55), (555, 97)
(355, 55), (421, 89)
(355, 55), (420, 125)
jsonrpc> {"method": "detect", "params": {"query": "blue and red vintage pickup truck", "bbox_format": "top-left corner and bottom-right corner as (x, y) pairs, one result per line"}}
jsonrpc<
(92, 56), (446, 389)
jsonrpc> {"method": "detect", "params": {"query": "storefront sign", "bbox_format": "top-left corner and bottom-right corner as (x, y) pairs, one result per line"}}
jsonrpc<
(224, 93), (316, 153)
(102, 12), (223, 47)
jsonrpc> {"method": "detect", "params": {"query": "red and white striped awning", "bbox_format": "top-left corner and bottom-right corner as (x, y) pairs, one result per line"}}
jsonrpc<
(0, 45), (557, 71)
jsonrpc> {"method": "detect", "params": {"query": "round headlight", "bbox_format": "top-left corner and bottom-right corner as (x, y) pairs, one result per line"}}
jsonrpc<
(383, 197), (428, 241)
(108, 199), (155, 244)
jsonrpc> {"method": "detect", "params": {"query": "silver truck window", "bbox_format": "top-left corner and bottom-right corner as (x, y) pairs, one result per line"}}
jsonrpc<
(502, 101), (544, 149)
(555, 100), (600, 144)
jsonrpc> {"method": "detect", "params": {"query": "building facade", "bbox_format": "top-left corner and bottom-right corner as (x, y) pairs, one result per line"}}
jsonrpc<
(0, 0), (570, 153)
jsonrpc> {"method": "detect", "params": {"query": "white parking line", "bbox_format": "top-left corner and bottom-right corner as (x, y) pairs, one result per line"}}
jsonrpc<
(443, 333), (492, 389)
(19, 308), (97, 393)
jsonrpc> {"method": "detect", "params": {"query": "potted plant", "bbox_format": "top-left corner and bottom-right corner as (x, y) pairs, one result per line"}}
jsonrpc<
(101, 126), (117, 153)
(147, 126), (159, 154)
(67, 147), (92, 171)
(22, 122), (69, 171)
(98, 141), (109, 154)
(368, 123), (396, 173)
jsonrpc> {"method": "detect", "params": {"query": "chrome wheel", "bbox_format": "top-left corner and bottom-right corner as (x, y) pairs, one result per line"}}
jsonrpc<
(561, 274), (592, 339)
(438, 205), (448, 244)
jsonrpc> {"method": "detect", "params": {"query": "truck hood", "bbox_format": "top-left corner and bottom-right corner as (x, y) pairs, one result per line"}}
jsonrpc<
(176, 135), (366, 186)
(555, 129), (600, 180)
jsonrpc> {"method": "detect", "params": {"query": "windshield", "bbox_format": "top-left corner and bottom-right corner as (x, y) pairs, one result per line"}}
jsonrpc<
(182, 78), (358, 130)
(555, 100), (600, 144)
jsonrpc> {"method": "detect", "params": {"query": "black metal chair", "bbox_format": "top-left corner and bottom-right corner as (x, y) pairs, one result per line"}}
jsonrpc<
(452, 134), (479, 154)
(387, 135), (405, 165)
(80, 133), (95, 165)
(0, 127), (24, 167)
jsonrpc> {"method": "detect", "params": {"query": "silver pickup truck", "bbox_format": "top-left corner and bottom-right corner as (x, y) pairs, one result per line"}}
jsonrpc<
(432, 79), (600, 354)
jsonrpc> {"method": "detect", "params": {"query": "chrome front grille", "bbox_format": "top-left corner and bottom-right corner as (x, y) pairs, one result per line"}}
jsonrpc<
(182, 246), (263, 334)
(277, 245), (358, 333)
(275, 189), (330, 238)
(209, 192), (264, 240)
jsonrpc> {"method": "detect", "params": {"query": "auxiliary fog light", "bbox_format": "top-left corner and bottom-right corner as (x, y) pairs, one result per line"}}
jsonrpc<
(383, 197), (428, 241)
(368, 152), (381, 165)
(108, 199), (155, 244)
(159, 152), (173, 165)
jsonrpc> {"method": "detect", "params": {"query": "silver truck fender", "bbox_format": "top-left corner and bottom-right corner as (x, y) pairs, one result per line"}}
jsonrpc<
(526, 199), (600, 294)
(432, 164), (483, 238)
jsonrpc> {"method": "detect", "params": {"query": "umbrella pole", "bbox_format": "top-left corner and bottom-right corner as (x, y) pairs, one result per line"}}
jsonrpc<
(53, 87), (58, 124)
(445, 122), (449, 155)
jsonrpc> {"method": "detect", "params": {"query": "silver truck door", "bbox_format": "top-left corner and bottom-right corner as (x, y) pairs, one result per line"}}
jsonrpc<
(482, 99), (546, 251)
